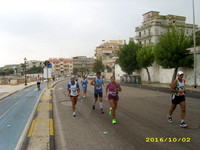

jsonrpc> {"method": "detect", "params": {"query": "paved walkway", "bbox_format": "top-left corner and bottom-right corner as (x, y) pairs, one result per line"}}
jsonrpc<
(0, 82), (37, 100)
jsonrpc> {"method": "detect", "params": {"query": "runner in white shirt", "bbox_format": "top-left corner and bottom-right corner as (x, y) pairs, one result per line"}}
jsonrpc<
(36, 75), (41, 91)
(68, 76), (80, 117)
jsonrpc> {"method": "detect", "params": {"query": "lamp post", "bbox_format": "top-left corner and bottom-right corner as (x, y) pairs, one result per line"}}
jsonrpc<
(24, 57), (27, 85)
(192, 0), (197, 88)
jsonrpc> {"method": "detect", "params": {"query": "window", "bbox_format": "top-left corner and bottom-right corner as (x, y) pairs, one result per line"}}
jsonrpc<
(144, 30), (146, 35)
(148, 29), (151, 36)
(139, 32), (141, 37)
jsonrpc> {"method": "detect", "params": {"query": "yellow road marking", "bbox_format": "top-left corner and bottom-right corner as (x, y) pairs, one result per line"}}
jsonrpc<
(50, 103), (53, 110)
(37, 104), (40, 110)
(28, 120), (36, 137)
(50, 95), (53, 100)
(50, 119), (54, 136)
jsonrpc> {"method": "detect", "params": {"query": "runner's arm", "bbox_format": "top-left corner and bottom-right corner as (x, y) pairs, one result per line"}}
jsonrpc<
(104, 84), (109, 97)
(117, 84), (122, 92)
(78, 87), (80, 96)
(90, 78), (97, 86)
(67, 88), (70, 96)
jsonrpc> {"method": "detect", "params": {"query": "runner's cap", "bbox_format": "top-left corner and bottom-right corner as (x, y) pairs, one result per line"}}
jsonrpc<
(71, 75), (75, 79)
(177, 71), (184, 75)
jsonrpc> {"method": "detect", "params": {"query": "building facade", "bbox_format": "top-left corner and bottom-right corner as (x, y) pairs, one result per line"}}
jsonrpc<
(95, 40), (123, 67)
(26, 60), (44, 69)
(135, 11), (198, 45)
(4, 64), (21, 74)
(73, 56), (94, 73)
(48, 58), (73, 76)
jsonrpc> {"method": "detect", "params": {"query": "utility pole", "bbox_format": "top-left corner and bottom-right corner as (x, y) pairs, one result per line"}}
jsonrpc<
(192, 0), (197, 88)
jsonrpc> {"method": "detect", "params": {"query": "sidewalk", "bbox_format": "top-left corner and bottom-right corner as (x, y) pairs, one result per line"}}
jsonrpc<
(0, 82), (36, 100)
(120, 81), (200, 99)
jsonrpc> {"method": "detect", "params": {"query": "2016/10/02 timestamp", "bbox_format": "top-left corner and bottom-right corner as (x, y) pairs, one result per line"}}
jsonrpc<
(146, 137), (190, 143)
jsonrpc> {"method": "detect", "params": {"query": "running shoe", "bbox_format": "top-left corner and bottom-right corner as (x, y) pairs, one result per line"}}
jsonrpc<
(180, 121), (188, 128)
(83, 95), (86, 98)
(100, 108), (104, 114)
(112, 119), (117, 124)
(72, 112), (76, 117)
(93, 105), (95, 110)
(168, 115), (172, 123)
(109, 108), (112, 115)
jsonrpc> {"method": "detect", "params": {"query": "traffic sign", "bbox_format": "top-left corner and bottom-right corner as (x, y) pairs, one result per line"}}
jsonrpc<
(48, 63), (52, 68)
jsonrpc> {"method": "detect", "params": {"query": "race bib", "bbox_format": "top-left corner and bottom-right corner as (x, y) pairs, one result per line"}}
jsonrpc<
(96, 86), (102, 90)
(71, 89), (76, 95)
(83, 84), (86, 87)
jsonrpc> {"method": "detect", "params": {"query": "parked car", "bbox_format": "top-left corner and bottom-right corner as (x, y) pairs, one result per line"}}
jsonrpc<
(87, 74), (96, 79)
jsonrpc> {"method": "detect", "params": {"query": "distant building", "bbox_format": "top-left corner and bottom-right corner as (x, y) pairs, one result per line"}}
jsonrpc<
(48, 58), (73, 75)
(135, 11), (199, 44)
(4, 64), (21, 74)
(26, 60), (44, 69)
(95, 40), (123, 67)
(73, 56), (94, 73)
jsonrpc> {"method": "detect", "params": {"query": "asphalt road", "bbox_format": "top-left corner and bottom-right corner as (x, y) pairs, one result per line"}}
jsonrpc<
(53, 79), (200, 150)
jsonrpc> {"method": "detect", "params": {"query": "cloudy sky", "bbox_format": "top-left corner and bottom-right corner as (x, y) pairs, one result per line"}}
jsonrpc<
(0, 0), (199, 66)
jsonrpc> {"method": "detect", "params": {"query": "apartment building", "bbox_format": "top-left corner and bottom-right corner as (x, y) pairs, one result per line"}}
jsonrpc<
(26, 60), (44, 69)
(95, 40), (123, 66)
(135, 11), (198, 44)
(73, 56), (94, 72)
(48, 58), (73, 75)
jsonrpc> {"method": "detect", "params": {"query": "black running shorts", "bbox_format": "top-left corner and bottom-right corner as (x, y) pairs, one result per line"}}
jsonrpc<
(94, 92), (103, 98)
(171, 95), (185, 105)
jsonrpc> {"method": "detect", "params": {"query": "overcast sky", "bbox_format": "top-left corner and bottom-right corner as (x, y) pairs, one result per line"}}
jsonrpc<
(0, 0), (199, 66)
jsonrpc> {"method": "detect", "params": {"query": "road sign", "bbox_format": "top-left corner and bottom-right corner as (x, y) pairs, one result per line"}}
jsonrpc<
(44, 68), (52, 78)
(44, 61), (50, 67)
(48, 63), (52, 68)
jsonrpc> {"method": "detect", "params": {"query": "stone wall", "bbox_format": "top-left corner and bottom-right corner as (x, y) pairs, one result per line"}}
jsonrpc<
(115, 46), (200, 86)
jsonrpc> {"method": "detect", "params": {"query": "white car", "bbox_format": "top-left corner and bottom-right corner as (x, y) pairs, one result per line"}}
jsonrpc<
(87, 74), (96, 79)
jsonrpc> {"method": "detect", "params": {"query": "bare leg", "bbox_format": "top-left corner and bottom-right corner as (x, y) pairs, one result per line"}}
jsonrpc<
(71, 97), (76, 112)
(109, 100), (116, 119)
(180, 101), (186, 120)
(169, 103), (176, 116)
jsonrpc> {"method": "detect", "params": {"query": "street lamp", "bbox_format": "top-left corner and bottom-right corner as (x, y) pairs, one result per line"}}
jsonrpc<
(24, 57), (27, 85)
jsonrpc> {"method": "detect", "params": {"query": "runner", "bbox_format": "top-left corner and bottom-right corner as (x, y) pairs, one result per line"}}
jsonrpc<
(91, 71), (104, 113)
(67, 75), (80, 117)
(105, 76), (122, 124)
(80, 75), (88, 98)
(168, 71), (188, 128)
(36, 75), (41, 91)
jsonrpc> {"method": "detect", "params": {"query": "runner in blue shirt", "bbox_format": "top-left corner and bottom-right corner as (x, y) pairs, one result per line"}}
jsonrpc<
(90, 71), (104, 113)
(80, 75), (88, 98)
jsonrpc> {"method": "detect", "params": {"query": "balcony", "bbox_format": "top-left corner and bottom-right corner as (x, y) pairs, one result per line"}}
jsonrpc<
(135, 32), (153, 40)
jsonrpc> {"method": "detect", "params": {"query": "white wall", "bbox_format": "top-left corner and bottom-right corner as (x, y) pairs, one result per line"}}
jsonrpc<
(116, 46), (200, 86)
(115, 64), (126, 81)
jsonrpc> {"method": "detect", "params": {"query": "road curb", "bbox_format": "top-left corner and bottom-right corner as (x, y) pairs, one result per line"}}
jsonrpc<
(15, 88), (45, 150)
(49, 89), (55, 150)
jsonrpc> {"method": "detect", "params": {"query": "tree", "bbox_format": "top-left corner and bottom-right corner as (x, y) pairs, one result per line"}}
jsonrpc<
(118, 38), (141, 75)
(92, 59), (104, 73)
(73, 68), (79, 74)
(137, 44), (155, 82)
(20, 63), (25, 75)
(154, 26), (193, 83)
